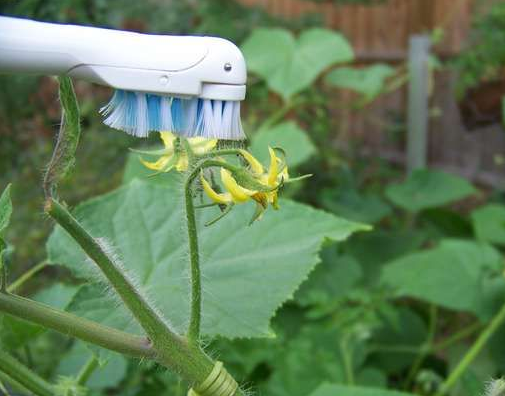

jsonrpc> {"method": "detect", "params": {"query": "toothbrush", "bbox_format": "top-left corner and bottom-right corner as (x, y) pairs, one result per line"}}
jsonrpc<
(0, 16), (247, 140)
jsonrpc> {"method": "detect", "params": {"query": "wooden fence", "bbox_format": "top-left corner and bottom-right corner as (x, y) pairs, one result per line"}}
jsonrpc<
(237, 0), (505, 187)
(237, 0), (474, 60)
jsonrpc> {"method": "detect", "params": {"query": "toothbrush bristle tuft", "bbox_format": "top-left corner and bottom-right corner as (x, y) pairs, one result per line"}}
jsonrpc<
(100, 90), (245, 140)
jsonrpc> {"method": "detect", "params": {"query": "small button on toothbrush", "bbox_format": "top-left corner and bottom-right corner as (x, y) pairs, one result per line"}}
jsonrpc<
(0, 16), (247, 140)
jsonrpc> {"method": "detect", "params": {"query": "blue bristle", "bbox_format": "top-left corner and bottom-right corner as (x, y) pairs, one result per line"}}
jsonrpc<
(171, 98), (183, 132)
(124, 92), (137, 132)
(100, 90), (245, 140)
(146, 94), (161, 131)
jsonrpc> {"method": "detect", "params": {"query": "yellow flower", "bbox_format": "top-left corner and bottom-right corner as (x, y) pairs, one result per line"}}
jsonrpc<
(200, 147), (289, 222)
(140, 132), (217, 172)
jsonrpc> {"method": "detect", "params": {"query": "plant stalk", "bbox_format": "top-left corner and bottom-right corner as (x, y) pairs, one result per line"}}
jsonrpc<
(7, 261), (48, 294)
(436, 302), (505, 395)
(0, 292), (154, 359)
(45, 198), (214, 384)
(185, 177), (202, 345)
(76, 356), (99, 386)
(0, 351), (55, 396)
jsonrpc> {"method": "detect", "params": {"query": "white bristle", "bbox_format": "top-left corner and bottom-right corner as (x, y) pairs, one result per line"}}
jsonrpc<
(135, 93), (149, 138)
(100, 90), (245, 140)
(160, 96), (172, 132)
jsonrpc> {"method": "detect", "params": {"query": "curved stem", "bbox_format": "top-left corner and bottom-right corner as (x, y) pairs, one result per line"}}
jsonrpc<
(185, 178), (201, 345)
(0, 292), (154, 359)
(0, 351), (55, 396)
(436, 303), (505, 396)
(7, 261), (48, 294)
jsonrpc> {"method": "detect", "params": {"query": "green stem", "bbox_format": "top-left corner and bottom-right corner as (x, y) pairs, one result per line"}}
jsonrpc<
(0, 371), (32, 396)
(436, 303), (505, 396)
(340, 341), (354, 385)
(185, 177), (201, 345)
(404, 305), (437, 389)
(433, 322), (482, 351)
(0, 352), (55, 396)
(45, 198), (214, 384)
(0, 292), (154, 359)
(76, 356), (99, 386)
(7, 261), (48, 294)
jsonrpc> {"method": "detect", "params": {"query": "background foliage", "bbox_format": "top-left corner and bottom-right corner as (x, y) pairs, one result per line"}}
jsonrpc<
(1, 1), (505, 396)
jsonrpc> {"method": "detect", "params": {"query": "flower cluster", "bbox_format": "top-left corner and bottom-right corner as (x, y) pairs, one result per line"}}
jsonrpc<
(140, 132), (217, 173)
(200, 147), (288, 217)
(139, 132), (296, 223)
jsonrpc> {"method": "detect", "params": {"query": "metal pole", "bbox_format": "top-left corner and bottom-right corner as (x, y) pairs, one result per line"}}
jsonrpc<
(407, 35), (431, 173)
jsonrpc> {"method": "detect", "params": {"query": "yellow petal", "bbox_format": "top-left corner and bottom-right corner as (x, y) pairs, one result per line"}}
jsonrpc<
(221, 168), (256, 203)
(200, 173), (232, 204)
(267, 147), (279, 186)
(160, 132), (176, 149)
(239, 149), (264, 175)
(140, 155), (171, 172)
(191, 138), (218, 154)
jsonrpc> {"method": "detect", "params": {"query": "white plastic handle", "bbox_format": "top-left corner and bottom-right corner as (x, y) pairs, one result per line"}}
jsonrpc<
(0, 16), (246, 100)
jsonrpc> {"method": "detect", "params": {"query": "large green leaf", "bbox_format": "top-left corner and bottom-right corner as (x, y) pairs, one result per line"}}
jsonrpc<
(47, 177), (366, 339)
(242, 28), (353, 100)
(385, 170), (477, 212)
(310, 383), (416, 396)
(251, 121), (316, 168)
(380, 239), (505, 320)
(325, 64), (395, 101)
(471, 204), (505, 246)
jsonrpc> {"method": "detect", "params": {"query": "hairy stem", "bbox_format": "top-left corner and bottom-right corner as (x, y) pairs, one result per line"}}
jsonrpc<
(0, 292), (154, 359)
(7, 261), (48, 294)
(0, 351), (55, 396)
(436, 303), (505, 395)
(185, 178), (201, 345)
(45, 198), (214, 384)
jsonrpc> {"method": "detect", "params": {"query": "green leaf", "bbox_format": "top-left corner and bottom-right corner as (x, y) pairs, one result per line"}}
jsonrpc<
(371, 307), (427, 374)
(325, 64), (395, 100)
(251, 121), (316, 168)
(242, 28), (353, 100)
(56, 342), (127, 390)
(472, 204), (505, 246)
(262, 325), (361, 396)
(385, 169), (477, 212)
(296, 248), (362, 308)
(320, 187), (392, 224)
(309, 383), (416, 396)
(43, 77), (81, 196)
(380, 239), (505, 320)
(0, 184), (12, 236)
(47, 178), (367, 339)
(344, 229), (427, 287)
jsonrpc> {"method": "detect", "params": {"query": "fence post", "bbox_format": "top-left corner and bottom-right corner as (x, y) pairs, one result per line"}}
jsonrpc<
(407, 35), (431, 173)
